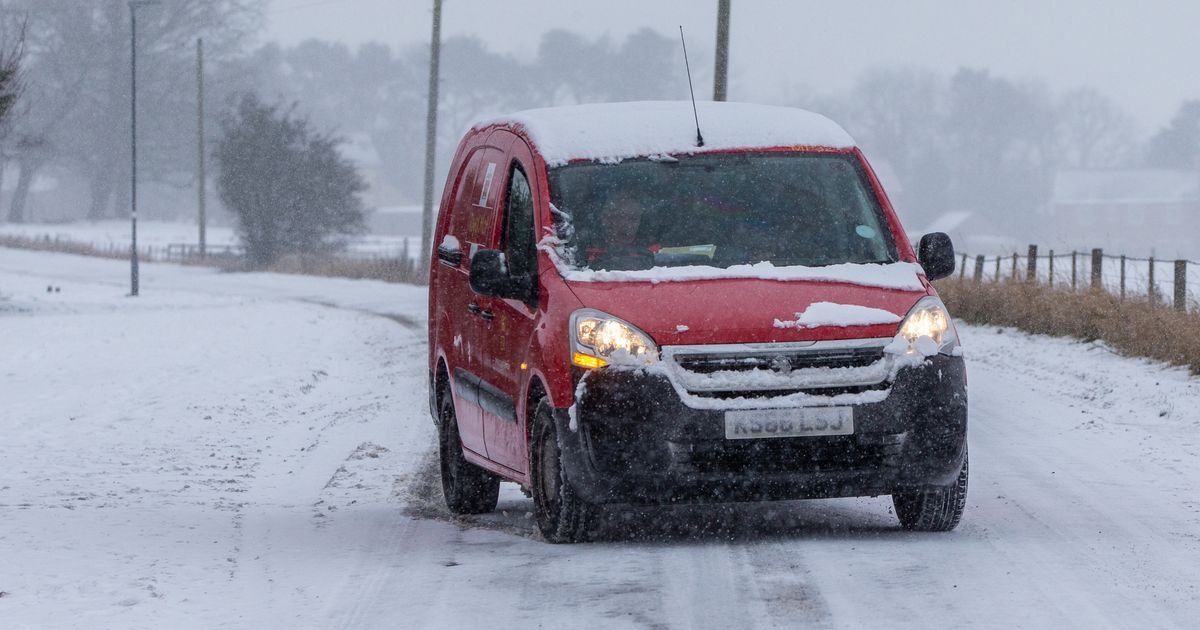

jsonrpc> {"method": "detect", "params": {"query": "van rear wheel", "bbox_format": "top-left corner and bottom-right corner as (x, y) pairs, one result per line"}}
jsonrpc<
(892, 449), (968, 532)
(438, 394), (499, 515)
(531, 398), (594, 543)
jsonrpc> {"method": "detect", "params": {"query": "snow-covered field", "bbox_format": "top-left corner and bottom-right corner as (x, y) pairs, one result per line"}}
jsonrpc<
(2, 247), (1200, 629)
(0, 220), (420, 261)
(0, 220), (240, 249)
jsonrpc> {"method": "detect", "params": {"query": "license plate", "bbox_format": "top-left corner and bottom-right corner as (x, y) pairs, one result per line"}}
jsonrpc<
(724, 407), (853, 439)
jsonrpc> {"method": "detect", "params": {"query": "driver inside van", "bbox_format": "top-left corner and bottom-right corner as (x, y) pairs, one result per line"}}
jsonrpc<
(585, 190), (657, 270)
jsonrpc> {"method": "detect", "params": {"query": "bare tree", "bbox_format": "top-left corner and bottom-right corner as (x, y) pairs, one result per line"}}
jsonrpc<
(0, 14), (23, 129)
(832, 68), (949, 225)
(1055, 87), (1137, 169)
(1, 0), (262, 222)
(1145, 100), (1200, 169)
(0, 12), (24, 221)
(235, 30), (689, 207)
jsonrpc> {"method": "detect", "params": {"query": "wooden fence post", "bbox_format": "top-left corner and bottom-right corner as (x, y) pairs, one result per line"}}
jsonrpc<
(1149, 257), (1156, 302)
(1048, 250), (1055, 287)
(1027, 245), (1038, 282)
(959, 253), (967, 280)
(1175, 260), (1187, 312)
(974, 255), (984, 282)
(994, 256), (1000, 281)
(1091, 248), (1103, 290)
(1010, 253), (1018, 280)
(1120, 255), (1126, 300)
(1071, 251), (1077, 290)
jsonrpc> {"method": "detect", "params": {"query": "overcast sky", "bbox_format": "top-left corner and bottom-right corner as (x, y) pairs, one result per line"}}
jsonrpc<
(266, 0), (1200, 134)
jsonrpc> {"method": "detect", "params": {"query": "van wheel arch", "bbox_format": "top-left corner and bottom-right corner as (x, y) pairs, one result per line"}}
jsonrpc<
(434, 359), (451, 423)
(525, 377), (549, 442)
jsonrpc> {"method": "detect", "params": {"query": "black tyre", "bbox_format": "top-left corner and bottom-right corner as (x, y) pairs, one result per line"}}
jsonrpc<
(893, 449), (968, 532)
(530, 398), (594, 543)
(438, 393), (499, 515)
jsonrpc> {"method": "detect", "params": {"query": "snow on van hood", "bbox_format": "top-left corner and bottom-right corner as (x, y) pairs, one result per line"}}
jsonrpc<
(773, 302), (904, 329)
(473, 101), (856, 166)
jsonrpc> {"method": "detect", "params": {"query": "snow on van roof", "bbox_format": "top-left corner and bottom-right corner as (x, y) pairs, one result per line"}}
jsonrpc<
(473, 101), (856, 166)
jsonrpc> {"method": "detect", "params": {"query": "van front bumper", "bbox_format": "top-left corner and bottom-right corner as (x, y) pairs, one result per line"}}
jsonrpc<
(554, 355), (967, 506)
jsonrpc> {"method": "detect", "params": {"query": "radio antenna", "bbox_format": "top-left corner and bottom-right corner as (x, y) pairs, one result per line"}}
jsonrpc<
(678, 25), (704, 147)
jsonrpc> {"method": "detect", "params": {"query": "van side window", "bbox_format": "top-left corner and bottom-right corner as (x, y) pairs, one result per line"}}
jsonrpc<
(502, 164), (536, 279)
(449, 151), (484, 242)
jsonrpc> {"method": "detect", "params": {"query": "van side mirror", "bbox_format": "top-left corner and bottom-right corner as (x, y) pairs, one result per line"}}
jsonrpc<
(918, 232), (956, 281)
(469, 249), (533, 301)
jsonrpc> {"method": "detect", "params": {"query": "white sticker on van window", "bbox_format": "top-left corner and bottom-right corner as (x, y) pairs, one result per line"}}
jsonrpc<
(478, 162), (497, 207)
(855, 225), (876, 239)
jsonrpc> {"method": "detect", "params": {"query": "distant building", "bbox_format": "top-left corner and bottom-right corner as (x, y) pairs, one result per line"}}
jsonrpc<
(368, 205), (422, 236)
(1050, 169), (1200, 259)
(338, 132), (406, 211)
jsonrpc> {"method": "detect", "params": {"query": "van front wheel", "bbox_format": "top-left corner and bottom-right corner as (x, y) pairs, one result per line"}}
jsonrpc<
(438, 395), (499, 515)
(531, 398), (594, 543)
(892, 449), (968, 532)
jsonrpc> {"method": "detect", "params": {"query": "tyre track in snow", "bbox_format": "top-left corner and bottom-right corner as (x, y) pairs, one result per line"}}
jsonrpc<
(656, 543), (769, 630)
(963, 346), (1200, 627)
(788, 326), (1200, 629)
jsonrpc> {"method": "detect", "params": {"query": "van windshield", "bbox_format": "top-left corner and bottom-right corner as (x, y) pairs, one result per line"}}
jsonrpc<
(546, 152), (898, 272)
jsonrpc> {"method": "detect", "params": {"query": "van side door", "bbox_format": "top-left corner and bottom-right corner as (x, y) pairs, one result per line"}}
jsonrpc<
(445, 143), (505, 458)
(476, 135), (542, 475)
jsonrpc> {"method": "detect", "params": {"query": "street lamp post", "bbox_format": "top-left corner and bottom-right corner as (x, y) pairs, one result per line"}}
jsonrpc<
(196, 37), (205, 259)
(129, 0), (159, 296)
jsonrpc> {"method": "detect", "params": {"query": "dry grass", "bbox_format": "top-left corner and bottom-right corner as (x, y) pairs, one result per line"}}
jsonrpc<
(259, 254), (427, 285)
(0, 234), (131, 260)
(937, 279), (1200, 375)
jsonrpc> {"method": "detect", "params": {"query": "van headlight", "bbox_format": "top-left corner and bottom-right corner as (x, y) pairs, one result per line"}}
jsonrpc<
(570, 309), (658, 368)
(891, 296), (959, 356)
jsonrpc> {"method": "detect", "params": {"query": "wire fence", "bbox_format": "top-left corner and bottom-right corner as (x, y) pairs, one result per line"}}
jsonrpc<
(953, 245), (1200, 314)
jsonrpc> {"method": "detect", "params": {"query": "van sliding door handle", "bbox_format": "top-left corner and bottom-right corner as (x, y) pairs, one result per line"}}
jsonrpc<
(480, 310), (495, 321)
(467, 303), (482, 314)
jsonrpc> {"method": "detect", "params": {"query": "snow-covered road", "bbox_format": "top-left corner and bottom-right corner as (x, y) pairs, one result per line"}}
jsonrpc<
(2, 248), (1199, 629)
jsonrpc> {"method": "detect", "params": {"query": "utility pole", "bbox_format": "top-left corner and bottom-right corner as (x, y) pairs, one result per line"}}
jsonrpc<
(128, 0), (159, 296)
(419, 0), (443, 271)
(197, 37), (206, 259)
(713, 0), (731, 101)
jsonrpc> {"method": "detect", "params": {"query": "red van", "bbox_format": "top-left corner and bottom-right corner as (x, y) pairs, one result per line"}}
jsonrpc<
(427, 101), (966, 543)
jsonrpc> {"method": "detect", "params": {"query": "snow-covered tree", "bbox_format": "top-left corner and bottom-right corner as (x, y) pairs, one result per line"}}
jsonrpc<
(215, 94), (365, 269)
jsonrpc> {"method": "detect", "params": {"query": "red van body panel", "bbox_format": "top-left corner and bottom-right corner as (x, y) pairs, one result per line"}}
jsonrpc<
(561, 279), (927, 346)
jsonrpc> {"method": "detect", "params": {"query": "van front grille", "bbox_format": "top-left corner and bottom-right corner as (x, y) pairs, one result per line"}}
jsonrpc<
(689, 381), (889, 400)
(674, 347), (884, 374)
(661, 340), (894, 408)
